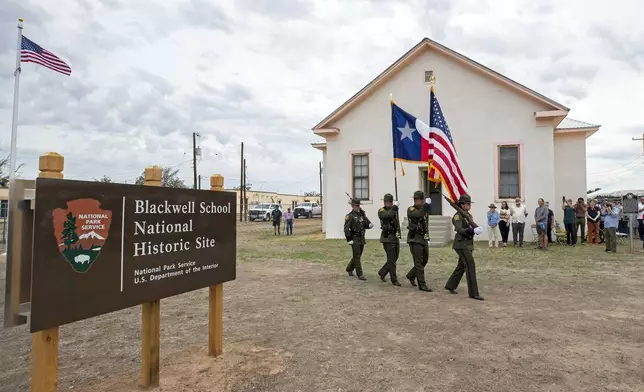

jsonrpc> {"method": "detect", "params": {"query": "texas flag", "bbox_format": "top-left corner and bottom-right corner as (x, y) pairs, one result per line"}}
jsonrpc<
(391, 102), (430, 163)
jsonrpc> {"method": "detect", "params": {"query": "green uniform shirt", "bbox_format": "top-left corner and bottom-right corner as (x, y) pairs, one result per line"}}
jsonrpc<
(378, 206), (399, 244)
(452, 211), (475, 250)
(344, 210), (369, 245)
(407, 205), (428, 244)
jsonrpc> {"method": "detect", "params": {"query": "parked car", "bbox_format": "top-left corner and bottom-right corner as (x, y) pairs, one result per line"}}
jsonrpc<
(249, 203), (282, 222)
(293, 202), (321, 219)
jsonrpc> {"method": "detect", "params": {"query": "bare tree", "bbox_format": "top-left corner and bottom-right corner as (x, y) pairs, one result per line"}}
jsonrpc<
(134, 167), (187, 188)
(0, 154), (24, 188)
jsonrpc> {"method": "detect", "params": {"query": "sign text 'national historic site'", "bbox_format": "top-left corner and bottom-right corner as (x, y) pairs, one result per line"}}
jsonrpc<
(31, 178), (236, 332)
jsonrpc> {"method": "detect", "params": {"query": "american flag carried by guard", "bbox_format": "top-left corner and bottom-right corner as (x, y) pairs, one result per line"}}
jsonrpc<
(388, 78), (484, 300)
(428, 82), (484, 301)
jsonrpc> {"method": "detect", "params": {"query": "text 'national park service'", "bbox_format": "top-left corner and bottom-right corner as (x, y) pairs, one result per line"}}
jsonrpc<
(132, 200), (231, 257)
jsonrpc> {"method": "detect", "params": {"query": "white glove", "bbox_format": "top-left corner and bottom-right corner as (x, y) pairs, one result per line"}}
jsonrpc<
(474, 227), (483, 235)
(393, 201), (399, 207)
(368, 223), (374, 229)
(425, 198), (432, 205)
(348, 240), (354, 245)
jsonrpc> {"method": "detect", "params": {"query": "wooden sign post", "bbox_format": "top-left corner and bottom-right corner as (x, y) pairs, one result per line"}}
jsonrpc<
(209, 174), (224, 357)
(25, 163), (235, 391)
(141, 166), (162, 388)
(32, 152), (64, 392)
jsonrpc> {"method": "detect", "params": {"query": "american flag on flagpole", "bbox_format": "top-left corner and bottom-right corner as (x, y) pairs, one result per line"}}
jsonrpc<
(428, 88), (468, 202)
(21, 36), (71, 76)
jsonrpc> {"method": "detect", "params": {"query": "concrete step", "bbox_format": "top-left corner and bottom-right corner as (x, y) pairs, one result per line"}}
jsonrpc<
(399, 215), (452, 247)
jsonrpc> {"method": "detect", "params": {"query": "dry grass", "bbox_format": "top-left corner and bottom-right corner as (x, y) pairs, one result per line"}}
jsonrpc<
(1, 218), (643, 392)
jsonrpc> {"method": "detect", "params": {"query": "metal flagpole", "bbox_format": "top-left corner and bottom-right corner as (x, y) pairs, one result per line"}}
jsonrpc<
(3, 18), (23, 326)
(9, 18), (23, 191)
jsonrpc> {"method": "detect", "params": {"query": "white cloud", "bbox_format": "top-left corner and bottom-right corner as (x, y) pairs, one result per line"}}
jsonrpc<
(0, 0), (643, 194)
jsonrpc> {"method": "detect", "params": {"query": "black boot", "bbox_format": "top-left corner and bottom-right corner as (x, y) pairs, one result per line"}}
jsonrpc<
(408, 277), (417, 287)
(379, 274), (386, 283)
(347, 270), (354, 277)
(418, 284), (432, 292)
(392, 281), (401, 287)
(357, 275), (367, 281)
(445, 287), (457, 294)
(471, 295), (484, 301)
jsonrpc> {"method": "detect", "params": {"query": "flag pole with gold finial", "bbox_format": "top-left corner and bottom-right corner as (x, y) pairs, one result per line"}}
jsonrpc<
(427, 74), (440, 183)
(390, 93), (402, 238)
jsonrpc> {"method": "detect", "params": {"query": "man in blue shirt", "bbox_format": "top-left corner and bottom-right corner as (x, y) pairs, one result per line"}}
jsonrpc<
(487, 204), (501, 247)
(602, 202), (620, 253)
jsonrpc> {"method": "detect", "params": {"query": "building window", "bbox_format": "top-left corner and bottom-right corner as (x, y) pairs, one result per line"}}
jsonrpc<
(498, 145), (520, 199)
(352, 153), (369, 200)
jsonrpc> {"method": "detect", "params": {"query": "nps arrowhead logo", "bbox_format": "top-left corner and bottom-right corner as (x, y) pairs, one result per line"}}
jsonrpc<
(52, 199), (112, 273)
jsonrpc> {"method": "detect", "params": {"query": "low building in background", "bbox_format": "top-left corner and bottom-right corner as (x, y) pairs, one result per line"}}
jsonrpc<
(225, 189), (320, 215)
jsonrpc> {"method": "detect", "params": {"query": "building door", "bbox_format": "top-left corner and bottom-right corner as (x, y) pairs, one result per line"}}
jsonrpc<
(420, 169), (442, 215)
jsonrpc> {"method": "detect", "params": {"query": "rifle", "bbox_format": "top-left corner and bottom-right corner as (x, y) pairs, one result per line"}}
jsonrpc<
(442, 193), (479, 229)
(394, 206), (402, 239)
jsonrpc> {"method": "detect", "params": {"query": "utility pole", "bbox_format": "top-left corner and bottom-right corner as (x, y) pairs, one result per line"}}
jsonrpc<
(243, 158), (247, 222)
(240, 142), (244, 222)
(198, 175), (202, 190)
(192, 132), (200, 190)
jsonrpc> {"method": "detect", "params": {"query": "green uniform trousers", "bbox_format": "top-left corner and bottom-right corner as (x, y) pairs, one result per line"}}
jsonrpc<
(346, 242), (365, 276)
(575, 217), (586, 243)
(406, 243), (429, 285)
(378, 243), (400, 282)
(446, 249), (479, 298)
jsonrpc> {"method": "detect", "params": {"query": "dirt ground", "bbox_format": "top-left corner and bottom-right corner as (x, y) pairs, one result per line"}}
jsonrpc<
(1, 218), (644, 391)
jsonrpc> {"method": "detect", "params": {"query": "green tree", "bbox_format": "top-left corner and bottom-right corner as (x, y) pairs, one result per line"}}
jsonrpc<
(134, 167), (187, 188)
(61, 212), (79, 250)
(94, 175), (113, 183)
(587, 187), (601, 194)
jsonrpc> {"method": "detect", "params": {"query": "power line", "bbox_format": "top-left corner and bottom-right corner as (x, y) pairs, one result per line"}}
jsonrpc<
(587, 156), (642, 176)
(589, 161), (643, 189)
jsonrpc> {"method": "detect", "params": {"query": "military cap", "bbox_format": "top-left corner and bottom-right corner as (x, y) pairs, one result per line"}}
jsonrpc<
(349, 198), (361, 206)
(383, 193), (394, 202)
(413, 190), (425, 200)
(457, 194), (473, 204)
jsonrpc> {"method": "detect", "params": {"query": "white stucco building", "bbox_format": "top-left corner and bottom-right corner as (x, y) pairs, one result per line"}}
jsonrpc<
(311, 38), (600, 244)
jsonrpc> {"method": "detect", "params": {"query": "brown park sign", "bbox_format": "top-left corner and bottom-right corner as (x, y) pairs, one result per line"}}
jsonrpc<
(30, 178), (236, 333)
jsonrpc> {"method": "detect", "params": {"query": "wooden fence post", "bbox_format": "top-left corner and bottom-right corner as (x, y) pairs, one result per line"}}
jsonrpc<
(32, 152), (64, 392)
(208, 174), (224, 357)
(140, 166), (161, 388)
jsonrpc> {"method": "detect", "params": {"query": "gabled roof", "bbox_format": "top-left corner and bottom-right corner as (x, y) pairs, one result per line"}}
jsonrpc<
(556, 118), (599, 130)
(312, 37), (569, 131)
(555, 117), (600, 138)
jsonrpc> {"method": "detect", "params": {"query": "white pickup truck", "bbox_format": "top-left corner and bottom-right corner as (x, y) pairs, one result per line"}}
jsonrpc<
(293, 202), (321, 219)
(249, 203), (282, 222)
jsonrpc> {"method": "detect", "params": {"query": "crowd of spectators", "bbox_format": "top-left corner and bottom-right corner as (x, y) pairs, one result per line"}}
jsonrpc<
(485, 195), (643, 253)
